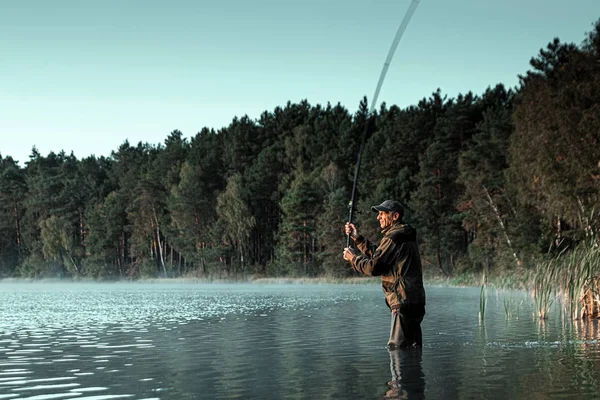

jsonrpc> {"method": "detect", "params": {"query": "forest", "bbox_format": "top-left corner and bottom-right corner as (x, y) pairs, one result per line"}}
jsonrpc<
(0, 21), (599, 281)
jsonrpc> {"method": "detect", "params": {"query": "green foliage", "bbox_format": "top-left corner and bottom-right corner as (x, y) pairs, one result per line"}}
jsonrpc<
(314, 165), (352, 277)
(510, 25), (600, 244)
(457, 85), (517, 270)
(83, 191), (128, 277)
(0, 155), (27, 276)
(40, 215), (80, 276)
(81, 257), (117, 279)
(243, 144), (284, 269)
(275, 171), (320, 276)
(215, 173), (256, 275)
(166, 128), (225, 275)
(17, 252), (54, 278)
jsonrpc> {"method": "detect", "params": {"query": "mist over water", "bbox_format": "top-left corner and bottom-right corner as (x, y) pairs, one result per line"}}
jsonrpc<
(0, 282), (598, 399)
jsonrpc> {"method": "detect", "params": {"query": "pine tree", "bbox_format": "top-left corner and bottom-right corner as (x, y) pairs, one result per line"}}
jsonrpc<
(275, 171), (320, 276)
(215, 173), (255, 276)
(0, 155), (26, 276)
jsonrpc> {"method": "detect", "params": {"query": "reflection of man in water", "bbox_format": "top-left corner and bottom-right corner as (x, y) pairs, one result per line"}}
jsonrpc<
(343, 200), (426, 349)
(385, 348), (425, 399)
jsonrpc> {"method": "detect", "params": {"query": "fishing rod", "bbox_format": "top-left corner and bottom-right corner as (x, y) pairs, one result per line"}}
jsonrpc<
(347, 0), (421, 247)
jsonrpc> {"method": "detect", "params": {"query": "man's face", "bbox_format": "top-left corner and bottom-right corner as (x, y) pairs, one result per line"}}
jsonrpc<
(377, 211), (398, 229)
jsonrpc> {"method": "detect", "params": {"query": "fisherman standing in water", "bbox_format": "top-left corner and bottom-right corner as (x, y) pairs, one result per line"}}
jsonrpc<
(343, 200), (426, 349)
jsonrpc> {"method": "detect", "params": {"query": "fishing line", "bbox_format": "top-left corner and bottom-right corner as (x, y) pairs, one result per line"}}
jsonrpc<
(347, 0), (421, 246)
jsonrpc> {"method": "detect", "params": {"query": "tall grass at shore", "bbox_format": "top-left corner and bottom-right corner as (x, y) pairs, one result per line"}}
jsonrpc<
(532, 239), (600, 319)
(533, 256), (555, 319)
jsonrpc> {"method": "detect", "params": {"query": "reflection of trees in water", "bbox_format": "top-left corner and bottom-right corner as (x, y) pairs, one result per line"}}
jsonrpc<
(384, 348), (425, 399)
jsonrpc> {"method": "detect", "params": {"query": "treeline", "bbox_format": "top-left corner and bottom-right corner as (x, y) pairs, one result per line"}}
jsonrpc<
(1, 22), (599, 280)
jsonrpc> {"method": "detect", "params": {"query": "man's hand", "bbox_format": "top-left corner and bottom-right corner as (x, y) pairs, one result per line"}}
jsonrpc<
(345, 222), (358, 239)
(343, 247), (357, 263)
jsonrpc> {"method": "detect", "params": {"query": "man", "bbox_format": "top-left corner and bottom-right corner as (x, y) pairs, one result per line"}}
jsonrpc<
(343, 200), (426, 349)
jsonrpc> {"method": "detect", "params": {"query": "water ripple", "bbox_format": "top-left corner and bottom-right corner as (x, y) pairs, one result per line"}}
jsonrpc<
(0, 283), (599, 399)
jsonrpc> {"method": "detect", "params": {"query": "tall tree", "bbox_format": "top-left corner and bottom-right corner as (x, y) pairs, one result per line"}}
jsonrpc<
(243, 144), (285, 270)
(275, 171), (320, 276)
(314, 163), (351, 276)
(40, 215), (79, 275)
(84, 191), (129, 277)
(509, 29), (600, 246)
(457, 85), (521, 270)
(109, 141), (160, 276)
(168, 128), (225, 275)
(22, 150), (86, 276)
(411, 92), (483, 274)
(0, 155), (27, 276)
(215, 173), (255, 276)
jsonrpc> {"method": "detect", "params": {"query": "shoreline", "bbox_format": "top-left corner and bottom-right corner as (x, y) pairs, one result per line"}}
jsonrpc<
(0, 272), (530, 290)
(0, 276), (382, 285)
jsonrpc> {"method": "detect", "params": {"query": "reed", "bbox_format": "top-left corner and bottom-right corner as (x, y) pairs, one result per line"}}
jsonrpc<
(503, 298), (511, 320)
(532, 238), (600, 320)
(533, 255), (556, 319)
(568, 241), (600, 318)
(479, 270), (488, 322)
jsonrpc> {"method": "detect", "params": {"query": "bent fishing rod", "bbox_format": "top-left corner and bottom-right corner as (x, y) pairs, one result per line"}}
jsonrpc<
(347, 0), (421, 247)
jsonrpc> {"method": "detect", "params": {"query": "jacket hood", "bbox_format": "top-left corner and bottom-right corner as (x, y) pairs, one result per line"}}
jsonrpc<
(382, 222), (417, 242)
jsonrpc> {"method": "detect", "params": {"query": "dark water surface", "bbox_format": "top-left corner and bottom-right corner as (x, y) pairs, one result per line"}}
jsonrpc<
(0, 282), (599, 399)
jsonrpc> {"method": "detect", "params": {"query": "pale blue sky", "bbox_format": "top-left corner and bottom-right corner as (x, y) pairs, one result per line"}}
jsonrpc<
(1, 0), (598, 165)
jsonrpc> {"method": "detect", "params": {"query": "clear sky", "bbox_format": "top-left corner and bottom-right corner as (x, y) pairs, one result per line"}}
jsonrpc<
(1, 0), (598, 165)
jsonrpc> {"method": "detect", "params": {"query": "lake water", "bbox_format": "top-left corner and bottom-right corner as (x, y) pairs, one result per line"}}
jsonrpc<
(0, 282), (599, 399)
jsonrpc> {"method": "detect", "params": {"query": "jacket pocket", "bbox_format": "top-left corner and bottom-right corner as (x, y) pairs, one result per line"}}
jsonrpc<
(395, 278), (406, 305)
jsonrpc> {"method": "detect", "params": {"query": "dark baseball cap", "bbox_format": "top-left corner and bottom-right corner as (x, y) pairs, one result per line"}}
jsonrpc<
(371, 200), (404, 215)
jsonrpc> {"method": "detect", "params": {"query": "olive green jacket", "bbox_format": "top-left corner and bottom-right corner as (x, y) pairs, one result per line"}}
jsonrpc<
(349, 222), (426, 311)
